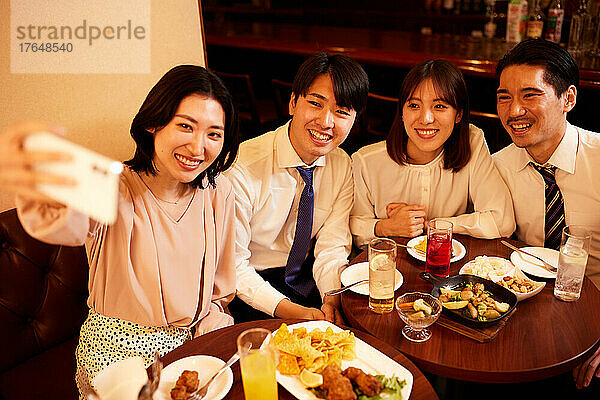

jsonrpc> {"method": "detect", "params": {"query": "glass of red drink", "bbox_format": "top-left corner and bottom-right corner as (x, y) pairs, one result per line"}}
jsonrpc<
(425, 219), (453, 277)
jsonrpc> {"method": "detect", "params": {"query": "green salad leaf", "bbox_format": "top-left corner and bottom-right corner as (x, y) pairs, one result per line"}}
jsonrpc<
(356, 375), (407, 400)
(309, 374), (407, 400)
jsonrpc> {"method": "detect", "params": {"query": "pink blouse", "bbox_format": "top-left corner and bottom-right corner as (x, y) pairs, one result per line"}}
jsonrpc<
(16, 166), (236, 335)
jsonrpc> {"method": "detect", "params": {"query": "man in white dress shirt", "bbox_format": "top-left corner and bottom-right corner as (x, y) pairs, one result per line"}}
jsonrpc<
(492, 39), (600, 392)
(226, 52), (368, 323)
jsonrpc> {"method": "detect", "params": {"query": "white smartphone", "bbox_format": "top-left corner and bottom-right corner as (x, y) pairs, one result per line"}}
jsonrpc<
(24, 132), (123, 225)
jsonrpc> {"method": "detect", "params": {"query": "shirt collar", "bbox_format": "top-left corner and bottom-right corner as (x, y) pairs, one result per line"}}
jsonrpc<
(514, 122), (577, 174)
(275, 120), (327, 169)
(546, 122), (577, 174)
(406, 149), (445, 168)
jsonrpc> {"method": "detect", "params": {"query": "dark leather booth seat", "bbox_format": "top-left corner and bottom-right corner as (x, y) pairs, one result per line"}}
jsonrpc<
(0, 208), (88, 400)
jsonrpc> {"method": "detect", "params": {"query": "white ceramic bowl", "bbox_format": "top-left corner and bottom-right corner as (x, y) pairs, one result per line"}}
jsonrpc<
(491, 267), (546, 302)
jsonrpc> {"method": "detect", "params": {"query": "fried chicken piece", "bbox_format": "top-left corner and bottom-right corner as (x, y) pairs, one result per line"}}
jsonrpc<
(321, 364), (356, 400)
(175, 370), (199, 392)
(343, 366), (383, 397)
(170, 385), (187, 400)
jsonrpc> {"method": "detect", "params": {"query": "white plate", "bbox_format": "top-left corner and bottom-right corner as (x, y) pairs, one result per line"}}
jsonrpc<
(154, 355), (233, 400)
(340, 262), (403, 296)
(406, 235), (466, 263)
(510, 247), (558, 279)
(276, 320), (413, 400)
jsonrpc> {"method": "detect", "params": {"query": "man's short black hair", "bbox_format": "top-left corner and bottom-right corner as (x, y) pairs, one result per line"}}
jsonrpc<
(125, 65), (239, 188)
(291, 52), (369, 115)
(496, 39), (579, 97)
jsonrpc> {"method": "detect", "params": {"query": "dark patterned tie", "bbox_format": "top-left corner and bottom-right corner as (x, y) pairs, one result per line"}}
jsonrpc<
(284, 167), (316, 296)
(530, 163), (565, 250)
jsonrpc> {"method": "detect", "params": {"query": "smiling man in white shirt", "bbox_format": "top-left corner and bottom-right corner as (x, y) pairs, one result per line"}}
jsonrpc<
(492, 39), (600, 392)
(226, 52), (368, 323)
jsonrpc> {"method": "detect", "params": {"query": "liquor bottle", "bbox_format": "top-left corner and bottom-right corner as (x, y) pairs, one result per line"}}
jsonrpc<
(484, 0), (498, 38)
(454, 0), (462, 14)
(443, 0), (455, 13)
(506, 0), (529, 42)
(545, 0), (565, 43)
(584, 0), (600, 55)
(526, 0), (545, 39)
(568, 0), (591, 54)
(589, 17), (600, 55)
(462, 0), (472, 13)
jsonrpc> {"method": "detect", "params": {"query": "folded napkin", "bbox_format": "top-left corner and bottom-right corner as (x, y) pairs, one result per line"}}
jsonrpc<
(92, 356), (147, 399)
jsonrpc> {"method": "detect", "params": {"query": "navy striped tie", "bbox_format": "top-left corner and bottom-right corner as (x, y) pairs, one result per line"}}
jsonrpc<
(284, 167), (316, 296)
(531, 163), (565, 250)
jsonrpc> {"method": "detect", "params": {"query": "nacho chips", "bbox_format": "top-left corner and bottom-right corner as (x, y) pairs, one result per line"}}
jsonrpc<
(274, 323), (356, 374)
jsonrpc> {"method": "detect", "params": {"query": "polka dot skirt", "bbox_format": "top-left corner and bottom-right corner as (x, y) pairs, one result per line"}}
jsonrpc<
(75, 309), (191, 399)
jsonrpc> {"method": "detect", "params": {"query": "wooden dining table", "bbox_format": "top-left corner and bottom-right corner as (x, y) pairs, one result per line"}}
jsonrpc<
(341, 234), (600, 383)
(159, 318), (439, 399)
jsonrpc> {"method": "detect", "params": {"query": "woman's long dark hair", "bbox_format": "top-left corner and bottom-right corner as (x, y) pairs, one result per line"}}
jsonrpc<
(125, 65), (239, 188)
(386, 59), (471, 172)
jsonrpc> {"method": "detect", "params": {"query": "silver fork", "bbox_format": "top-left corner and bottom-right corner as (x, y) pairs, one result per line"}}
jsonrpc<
(324, 279), (369, 296)
(187, 352), (240, 400)
(396, 242), (425, 254)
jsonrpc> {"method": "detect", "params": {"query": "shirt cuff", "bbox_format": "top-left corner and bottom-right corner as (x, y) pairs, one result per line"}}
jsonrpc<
(315, 261), (343, 299)
(351, 218), (379, 248)
(249, 281), (288, 317)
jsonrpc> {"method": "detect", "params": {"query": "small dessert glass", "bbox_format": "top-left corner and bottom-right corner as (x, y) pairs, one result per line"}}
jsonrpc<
(396, 292), (442, 343)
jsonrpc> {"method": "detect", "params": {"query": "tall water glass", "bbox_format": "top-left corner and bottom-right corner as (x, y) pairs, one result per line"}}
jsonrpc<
(237, 328), (278, 400)
(554, 225), (592, 302)
(368, 238), (397, 313)
(426, 219), (453, 277)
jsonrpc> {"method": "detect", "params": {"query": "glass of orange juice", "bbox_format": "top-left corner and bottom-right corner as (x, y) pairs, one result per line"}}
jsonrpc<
(237, 328), (278, 400)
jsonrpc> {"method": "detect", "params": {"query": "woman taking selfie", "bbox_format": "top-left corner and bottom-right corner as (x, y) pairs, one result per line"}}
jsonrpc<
(350, 59), (514, 248)
(0, 65), (239, 396)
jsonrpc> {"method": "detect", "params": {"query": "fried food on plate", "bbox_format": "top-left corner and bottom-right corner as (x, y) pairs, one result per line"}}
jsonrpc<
(322, 364), (356, 400)
(343, 366), (383, 397)
(273, 323), (356, 374)
(170, 370), (199, 400)
(170, 385), (187, 400)
(415, 238), (428, 253)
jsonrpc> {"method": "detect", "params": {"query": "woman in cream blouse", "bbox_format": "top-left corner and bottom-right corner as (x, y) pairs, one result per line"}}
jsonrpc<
(350, 59), (515, 248)
(0, 66), (239, 397)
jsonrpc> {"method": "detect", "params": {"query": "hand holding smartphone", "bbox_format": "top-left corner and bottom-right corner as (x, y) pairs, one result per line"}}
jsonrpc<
(24, 132), (123, 224)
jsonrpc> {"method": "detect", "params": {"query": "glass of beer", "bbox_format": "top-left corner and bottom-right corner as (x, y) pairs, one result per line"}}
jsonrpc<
(426, 219), (453, 277)
(554, 225), (592, 302)
(368, 238), (397, 313)
(237, 328), (278, 400)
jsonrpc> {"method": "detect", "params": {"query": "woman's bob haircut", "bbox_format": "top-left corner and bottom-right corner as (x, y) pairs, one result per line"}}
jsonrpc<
(125, 65), (239, 188)
(386, 59), (471, 172)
